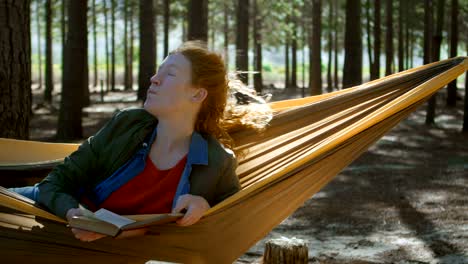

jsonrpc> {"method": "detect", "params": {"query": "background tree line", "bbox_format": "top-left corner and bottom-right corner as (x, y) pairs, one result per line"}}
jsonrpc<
(1, 0), (467, 140)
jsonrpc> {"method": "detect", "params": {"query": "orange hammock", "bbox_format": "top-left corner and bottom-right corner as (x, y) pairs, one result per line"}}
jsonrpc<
(0, 57), (466, 263)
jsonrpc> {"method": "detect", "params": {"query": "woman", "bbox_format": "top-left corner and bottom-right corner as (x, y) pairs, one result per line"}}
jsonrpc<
(12, 42), (254, 242)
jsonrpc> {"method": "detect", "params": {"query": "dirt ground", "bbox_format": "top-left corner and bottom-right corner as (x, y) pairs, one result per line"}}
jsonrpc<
(29, 87), (467, 264)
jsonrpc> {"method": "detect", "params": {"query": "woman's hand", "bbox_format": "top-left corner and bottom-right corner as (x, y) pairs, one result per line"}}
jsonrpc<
(66, 207), (107, 242)
(172, 194), (210, 226)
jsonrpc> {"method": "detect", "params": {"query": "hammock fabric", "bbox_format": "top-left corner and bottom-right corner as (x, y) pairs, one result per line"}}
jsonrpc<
(0, 139), (79, 187)
(1, 57), (467, 263)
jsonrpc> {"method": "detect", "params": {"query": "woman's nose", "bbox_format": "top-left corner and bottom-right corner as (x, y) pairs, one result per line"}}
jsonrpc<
(150, 75), (161, 86)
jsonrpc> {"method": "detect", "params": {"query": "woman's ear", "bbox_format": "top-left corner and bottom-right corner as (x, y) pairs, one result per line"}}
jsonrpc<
(192, 88), (208, 103)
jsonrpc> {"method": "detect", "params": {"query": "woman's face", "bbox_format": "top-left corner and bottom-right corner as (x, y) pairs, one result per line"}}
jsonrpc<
(144, 53), (197, 118)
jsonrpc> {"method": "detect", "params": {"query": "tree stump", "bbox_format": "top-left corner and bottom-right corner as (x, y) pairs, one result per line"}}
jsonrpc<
(262, 237), (308, 264)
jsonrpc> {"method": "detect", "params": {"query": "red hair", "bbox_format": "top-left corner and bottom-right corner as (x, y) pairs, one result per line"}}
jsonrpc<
(170, 41), (234, 152)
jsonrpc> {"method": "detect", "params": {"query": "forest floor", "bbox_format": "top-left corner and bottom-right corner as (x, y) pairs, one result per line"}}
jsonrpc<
(30, 86), (467, 264)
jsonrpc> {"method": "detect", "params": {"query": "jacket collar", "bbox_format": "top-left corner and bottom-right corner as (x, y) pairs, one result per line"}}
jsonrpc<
(187, 132), (209, 165)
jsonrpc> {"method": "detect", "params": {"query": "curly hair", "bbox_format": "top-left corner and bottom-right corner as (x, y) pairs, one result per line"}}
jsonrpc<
(170, 41), (272, 156)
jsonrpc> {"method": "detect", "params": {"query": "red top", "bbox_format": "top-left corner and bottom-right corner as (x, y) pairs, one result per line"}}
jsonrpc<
(84, 155), (187, 215)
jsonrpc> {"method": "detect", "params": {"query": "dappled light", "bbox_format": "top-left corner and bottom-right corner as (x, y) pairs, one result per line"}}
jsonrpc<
(1, 0), (467, 263)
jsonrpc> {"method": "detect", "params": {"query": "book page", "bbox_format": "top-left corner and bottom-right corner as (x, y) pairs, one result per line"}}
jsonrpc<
(78, 204), (98, 218)
(93, 208), (135, 228)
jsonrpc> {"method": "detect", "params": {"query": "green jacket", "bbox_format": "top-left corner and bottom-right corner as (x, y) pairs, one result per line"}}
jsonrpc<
(38, 108), (240, 219)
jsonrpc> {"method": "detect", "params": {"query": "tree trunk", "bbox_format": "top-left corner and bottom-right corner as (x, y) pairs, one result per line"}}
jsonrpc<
(138, 0), (156, 101)
(129, 0), (134, 90)
(111, 0), (116, 91)
(57, 0), (87, 140)
(61, 0), (66, 98)
(365, 0), (373, 81)
(236, 0), (249, 84)
(385, 0), (393, 76)
(93, 0), (98, 88)
(409, 26), (414, 68)
(188, 0), (208, 41)
(371, 0), (381, 80)
(404, 0), (410, 69)
(398, 0), (404, 72)
(44, 0), (54, 103)
(310, 0), (322, 94)
(163, 0), (170, 57)
(155, 1), (158, 66)
(424, 0), (435, 126)
(302, 21), (306, 95)
(253, 0), (263, 94)
(326, 0), (333, 92)
(104, 0), (110, 92)
(291, 18), (298, 89)
(263, 238), (308, 264)
(0, 0), (31, 139)
(426, 0), (445, 123)
(446, 0), (458, 106)
(333, 0), (338, 89)
(37, 0), (43, 90)
(82, 0), (90, 108)
(61, 0), (66, 54)
(342, 0), (362, 88)
(83, 47), (90, 107)
(423, 1), (433, 61)
(124, 0), (129, 90)
(432, 0), (444, 61)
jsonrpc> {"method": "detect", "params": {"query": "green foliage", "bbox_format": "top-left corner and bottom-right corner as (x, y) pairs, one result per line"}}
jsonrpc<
(164, 0), (188, 32)
(262, 63), (272, 72)
(208, 0), (235, 47)
(258, 0), (307, 48)
(29, 0), (468, 88)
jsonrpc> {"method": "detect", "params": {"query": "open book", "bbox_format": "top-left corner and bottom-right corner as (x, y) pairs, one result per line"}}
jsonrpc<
(69, 207), (183, 237)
